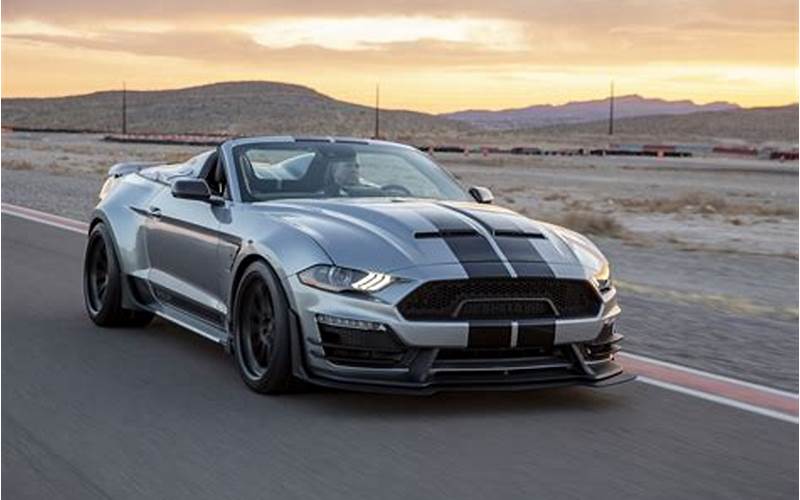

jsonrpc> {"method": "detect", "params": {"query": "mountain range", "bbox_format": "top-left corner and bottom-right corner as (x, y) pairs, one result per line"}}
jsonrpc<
(440, 95), (740, 130)
(2, 81), (795, 144)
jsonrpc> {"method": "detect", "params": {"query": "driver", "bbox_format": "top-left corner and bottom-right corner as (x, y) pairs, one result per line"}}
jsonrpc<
(323, 149), (376, 196)
(330, 158), (360, 189)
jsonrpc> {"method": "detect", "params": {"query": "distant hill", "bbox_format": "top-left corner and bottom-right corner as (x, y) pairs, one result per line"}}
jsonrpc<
(4, 82), (794, 145)
(512, 104), (799, 145)
(442, 95), (739, 130)
(1, 81), (471, 141)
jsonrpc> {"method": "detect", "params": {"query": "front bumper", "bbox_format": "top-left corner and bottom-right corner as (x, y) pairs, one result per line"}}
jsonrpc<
(287, 273), (632, 393)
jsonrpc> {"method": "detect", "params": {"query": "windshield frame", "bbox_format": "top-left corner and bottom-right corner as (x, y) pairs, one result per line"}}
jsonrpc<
(226, 139), (470, 203)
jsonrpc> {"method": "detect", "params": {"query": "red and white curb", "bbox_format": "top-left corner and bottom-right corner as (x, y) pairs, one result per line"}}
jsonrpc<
(620, 353), (797, 423)
(2, 202), (798, 423)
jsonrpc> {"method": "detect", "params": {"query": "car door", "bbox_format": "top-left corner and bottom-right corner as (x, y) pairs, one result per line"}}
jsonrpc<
(144, 182), (229, 326)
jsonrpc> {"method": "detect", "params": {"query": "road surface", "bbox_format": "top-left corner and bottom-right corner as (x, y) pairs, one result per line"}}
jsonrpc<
(2, 213), (797, 499)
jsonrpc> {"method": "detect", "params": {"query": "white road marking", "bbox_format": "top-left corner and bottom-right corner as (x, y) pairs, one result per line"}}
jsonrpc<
(2, 202), (797, 423)
(2, 203), (88, 234)
(638, 377), (798, 425)
(620, 352), (798, 399)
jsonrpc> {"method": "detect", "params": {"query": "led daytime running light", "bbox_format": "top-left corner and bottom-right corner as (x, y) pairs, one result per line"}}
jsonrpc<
(316, 314), (387, 331)
(352, 271), (393, 292)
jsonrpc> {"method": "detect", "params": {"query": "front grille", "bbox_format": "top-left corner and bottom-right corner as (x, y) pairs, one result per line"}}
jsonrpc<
(398, 278), (601, 321)
(317, 323), (408, 367)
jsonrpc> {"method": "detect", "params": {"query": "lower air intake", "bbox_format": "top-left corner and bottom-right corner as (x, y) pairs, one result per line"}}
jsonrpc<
(317, 323), (408, 367)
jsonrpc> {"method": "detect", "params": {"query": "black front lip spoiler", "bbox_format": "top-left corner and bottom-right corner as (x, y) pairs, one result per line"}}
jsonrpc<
(288, 309), (636, 395)
(300, 358), (636, 396)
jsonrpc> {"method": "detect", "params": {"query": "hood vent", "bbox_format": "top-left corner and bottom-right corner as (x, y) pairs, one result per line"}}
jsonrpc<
(493, 230), (545, 239)
(415, 229), (479, 239)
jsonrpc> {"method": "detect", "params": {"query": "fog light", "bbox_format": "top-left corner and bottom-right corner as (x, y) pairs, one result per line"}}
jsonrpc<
(316, 314), (387, 331)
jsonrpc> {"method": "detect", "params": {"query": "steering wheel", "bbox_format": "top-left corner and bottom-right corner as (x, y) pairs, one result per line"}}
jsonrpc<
(380, 184), (412, 196)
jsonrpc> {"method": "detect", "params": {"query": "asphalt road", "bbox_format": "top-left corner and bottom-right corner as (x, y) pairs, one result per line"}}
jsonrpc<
(2, 214), (797, 500)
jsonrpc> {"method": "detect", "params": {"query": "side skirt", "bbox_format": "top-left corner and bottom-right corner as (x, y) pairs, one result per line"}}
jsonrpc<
(125, 275), (230, 347)
(154, 305), (229, 346)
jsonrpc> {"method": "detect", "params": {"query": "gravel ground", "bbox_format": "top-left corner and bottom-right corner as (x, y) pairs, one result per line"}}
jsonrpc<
(438, 152), (798, 258)
(1, 169), (102, 222)
(2, 132), (797, 390)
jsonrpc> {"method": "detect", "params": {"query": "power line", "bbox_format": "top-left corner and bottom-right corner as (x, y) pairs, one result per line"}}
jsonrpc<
(374, 83), (380, 139)
(122, 82), (127, 135)
(608, 81), (614, 136)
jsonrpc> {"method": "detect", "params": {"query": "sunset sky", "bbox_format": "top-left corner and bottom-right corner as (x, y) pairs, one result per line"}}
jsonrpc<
(2, 0), (797, 112)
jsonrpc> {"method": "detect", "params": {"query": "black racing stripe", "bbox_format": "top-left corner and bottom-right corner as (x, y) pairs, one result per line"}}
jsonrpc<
(494, 235), (550, 265)
(417, 206), (510, 278)
(504, 261), (555, 278)
(442, 205), (556, 278)
(468, 323), (512, 348)
(517, 323), (555, 348)
(416, 206), (473, 231)
(461, 262), (514, 277)
(494, 233), (555, 277)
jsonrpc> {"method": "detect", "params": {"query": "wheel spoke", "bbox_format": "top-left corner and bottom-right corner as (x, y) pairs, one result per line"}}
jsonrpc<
(257, 341), (269, 363)
(87, 237), (111, 312)
(237, 276), (280, 379)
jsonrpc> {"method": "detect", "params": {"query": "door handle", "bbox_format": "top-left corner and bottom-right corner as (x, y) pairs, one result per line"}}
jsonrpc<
(148, 206), (162, 219)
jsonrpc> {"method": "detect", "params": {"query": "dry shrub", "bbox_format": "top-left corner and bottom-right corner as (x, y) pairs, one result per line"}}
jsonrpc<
(60, 144), (94, 155)
(552, 212), (626, 238)
(162, 152), (192, 163)
(3, 160), (35, 170)
(617, 191), (797, 218)
(542, 192), (569, 202)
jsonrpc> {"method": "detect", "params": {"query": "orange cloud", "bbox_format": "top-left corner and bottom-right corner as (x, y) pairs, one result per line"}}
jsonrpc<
(2, 0), (797, 111)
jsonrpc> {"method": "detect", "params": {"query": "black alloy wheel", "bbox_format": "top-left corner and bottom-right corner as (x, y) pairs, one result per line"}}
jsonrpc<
(233, 261), (294, 393)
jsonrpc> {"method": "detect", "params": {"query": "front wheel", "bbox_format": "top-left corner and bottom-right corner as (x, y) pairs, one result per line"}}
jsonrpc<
(83, 223), (153, 327)
(232, 261), (294, 394)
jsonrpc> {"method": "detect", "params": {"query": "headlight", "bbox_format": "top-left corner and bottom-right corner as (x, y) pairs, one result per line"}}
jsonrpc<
(298, 265), (395, 293)
(554, 226), (613, 292)
(592, 262), (612, 292)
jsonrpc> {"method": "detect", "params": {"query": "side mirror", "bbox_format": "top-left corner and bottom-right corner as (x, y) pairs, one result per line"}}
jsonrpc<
(469, 186), (494, 204)
(171, 178), (219, 203)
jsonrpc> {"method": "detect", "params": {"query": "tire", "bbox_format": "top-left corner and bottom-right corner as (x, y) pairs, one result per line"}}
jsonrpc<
(232, 261), (294, 394)
(83, 223), (154, 327)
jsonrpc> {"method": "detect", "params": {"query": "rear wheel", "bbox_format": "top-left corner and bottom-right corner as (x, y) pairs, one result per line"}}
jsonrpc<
(232, 261), (294, 394)
(83, 223), (153, 327)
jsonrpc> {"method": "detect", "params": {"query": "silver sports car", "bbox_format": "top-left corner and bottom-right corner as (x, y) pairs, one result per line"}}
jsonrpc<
(83, 136), (630, 394)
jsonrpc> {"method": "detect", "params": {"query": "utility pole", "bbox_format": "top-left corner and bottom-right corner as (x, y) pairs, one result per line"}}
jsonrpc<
(122, 82), (127, 135)
(608, 81), (614, 136)
(374, 83), (380, 139)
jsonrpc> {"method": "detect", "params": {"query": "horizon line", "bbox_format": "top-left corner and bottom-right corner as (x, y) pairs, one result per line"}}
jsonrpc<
(2, 79), (797, 114)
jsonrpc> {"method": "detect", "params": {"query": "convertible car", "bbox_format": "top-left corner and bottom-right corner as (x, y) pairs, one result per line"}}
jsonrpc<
(83, 136), (630, 394)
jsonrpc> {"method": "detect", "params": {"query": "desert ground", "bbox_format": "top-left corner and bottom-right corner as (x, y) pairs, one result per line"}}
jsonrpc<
(2, 131), (797, 389)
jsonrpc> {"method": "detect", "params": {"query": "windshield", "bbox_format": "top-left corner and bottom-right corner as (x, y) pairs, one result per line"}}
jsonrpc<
(232, 142), (469, 202)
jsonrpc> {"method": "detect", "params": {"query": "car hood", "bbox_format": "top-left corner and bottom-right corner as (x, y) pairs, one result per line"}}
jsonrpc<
(253, 198), (602, 275)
